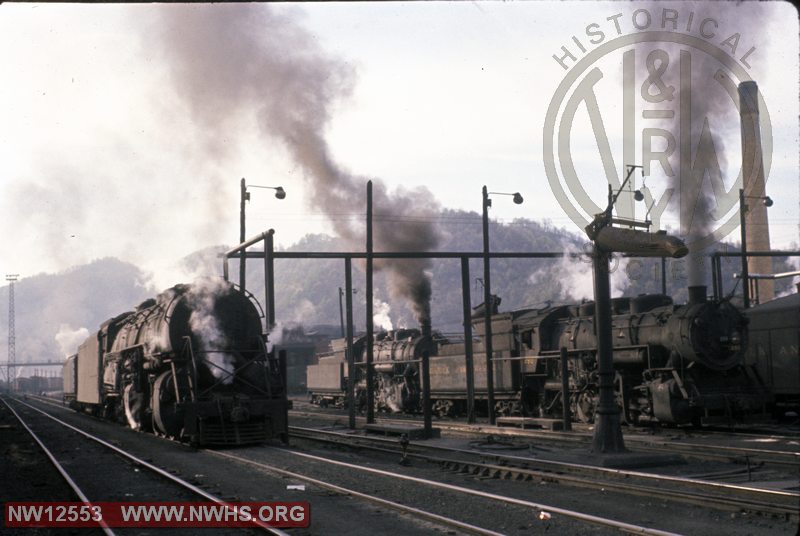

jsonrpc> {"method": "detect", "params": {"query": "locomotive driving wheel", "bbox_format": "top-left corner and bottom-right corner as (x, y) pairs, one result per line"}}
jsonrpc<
(152, 369), (189, 439)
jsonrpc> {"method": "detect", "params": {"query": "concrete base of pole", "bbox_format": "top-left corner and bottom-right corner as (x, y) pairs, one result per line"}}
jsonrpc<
(591, 409), (627, 454)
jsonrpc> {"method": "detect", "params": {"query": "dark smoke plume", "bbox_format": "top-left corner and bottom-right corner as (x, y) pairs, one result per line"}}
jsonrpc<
(149, 5), (440, 323)
(637, 4), (743, 286)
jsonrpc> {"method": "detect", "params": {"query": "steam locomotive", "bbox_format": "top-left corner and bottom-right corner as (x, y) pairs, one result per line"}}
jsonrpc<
(63, 280), (288, 445)
(307, 286), (771, 425)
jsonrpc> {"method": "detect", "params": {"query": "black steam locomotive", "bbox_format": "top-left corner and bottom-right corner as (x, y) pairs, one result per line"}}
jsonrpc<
(307, 286), (771, 425)
(64, 280), (288, 445)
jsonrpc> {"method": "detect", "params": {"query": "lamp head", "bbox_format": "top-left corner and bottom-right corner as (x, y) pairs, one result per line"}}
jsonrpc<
(763, 196), (773, 207)
(512, 192), (524, 205)
(274, 186), (286, 200)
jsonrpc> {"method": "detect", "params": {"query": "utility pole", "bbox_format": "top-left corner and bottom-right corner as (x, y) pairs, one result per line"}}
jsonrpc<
(6, 275), (18, 391)
(240, 178), (249, 291)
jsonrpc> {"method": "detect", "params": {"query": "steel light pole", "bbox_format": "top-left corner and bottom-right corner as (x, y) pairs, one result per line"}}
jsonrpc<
(338, 287), (358, 338)
(585, 165), (687, 454)
(738, 188), (773, 308)
(239, 179), (285, 291)
(482, 186), (523, 424)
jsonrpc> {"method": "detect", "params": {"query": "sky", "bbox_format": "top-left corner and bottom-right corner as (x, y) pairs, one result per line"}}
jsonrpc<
(0, 1), (797, 288)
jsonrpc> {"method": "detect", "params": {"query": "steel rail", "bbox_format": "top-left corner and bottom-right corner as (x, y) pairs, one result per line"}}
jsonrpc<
(289, 407), (800, 467)
(1, 397), (117, 536)
(207, 449), (504, 536)
(440, 421), (800, 466)
(288, 426), (799, 520)
(266, 446), (683, 536)
(10, 397), (289, 536)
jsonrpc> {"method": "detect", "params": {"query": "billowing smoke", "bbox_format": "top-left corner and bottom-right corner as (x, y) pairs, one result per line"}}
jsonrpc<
(637, 4), (742, 286)
(150, 4), (440, 324)
(679, 49), (728, 287)
(265, 322), (284, 354)
(373, 300), (394, 331)
(529, 241), (630, 301)
(54, 324), (90, 357)
(185, 277), (236, 384)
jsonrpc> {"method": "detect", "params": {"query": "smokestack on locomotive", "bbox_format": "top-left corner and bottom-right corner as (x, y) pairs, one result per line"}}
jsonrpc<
(420, 317), (432, 340)
(688, 285), (707, 305)
(739, 81), (774, 302)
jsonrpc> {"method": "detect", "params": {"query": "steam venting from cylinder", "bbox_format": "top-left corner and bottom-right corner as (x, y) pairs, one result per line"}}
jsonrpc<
(151, 5), (439, 326)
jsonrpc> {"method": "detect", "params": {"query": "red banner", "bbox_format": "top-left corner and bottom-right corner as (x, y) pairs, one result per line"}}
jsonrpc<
(5, 502), (310, 528)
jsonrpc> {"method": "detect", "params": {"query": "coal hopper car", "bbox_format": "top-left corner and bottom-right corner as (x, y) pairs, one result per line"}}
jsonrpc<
(64, 280), (288, 445)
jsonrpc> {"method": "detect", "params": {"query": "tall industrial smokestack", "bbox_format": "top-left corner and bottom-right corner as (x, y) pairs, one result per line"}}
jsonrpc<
(738, 81), (774, 303)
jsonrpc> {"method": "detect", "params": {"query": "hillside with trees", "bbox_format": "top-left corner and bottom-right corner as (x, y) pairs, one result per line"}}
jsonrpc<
(1, 210), (796, 376)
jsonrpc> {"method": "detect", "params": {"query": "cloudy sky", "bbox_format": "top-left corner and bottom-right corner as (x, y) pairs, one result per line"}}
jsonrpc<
(1, 1), (797, 285)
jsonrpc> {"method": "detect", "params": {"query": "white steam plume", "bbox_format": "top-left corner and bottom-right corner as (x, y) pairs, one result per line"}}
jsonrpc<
(185, 277), (236, 384)
(530, 242), (630, 302)
(54, 324), (90, 357)
(373, 301), (394, 331)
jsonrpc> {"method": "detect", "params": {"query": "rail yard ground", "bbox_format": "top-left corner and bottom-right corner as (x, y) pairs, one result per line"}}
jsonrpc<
(2, 394), (798, 536)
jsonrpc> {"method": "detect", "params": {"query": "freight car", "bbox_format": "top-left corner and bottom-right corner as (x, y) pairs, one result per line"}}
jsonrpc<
(744, 292), (800, 416)
(63, 279), (288, 445)
(307, 286), (770, 425)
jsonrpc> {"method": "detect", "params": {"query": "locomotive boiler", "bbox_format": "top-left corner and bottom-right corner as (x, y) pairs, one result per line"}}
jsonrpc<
(307, 286), (770, 425)
(63, 279), (288, 445)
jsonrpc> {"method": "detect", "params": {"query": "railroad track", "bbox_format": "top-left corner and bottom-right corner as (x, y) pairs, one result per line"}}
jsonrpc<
(206, 445), (683, 536)
(19, 395), (550, 534)
(3, 396), (288, 535)
(287, 425), (800, 522)
(288, 407), (800, 467)
(28, 392), (648, 536)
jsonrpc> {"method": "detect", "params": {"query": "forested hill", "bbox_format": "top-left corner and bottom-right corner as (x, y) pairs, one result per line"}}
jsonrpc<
(252, 209), (796, 333)
(1, 209), (796, 370)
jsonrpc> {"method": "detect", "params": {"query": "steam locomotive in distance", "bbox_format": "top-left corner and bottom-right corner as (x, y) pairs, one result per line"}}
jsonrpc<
(64, 280), (288, 446)
(307, 286), (771, 425)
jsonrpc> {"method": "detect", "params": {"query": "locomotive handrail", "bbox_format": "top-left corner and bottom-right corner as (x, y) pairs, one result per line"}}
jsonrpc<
(353, 359), (423, 366)
(537, 344), (648, 355)
(194, 350), (274, 398)
(259, 337), (273, 400)
(161, 294), (178, 324)
(229, 283), (267, 320)
(180, 337), (199, 402)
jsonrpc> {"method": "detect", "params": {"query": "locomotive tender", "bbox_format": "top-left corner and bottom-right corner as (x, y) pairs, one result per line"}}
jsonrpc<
(307, 286), (770, 425)
(63, 279), (288, 445)
(744, 292), (800, 415)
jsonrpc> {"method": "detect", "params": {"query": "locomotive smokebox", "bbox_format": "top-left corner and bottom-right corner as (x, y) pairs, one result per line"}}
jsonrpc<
(688, 285), (707, 305)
